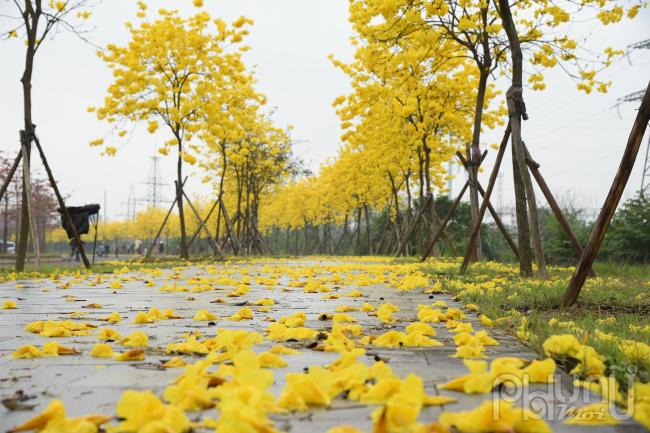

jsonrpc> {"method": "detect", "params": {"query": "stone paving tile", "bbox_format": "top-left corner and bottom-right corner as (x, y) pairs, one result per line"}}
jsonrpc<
(0, 259), (646, 432)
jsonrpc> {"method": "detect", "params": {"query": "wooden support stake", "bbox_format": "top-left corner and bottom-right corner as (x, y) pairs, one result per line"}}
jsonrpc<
(563, 82), (650, 307)
(251, 220), (273, 255)
(420, 181), (469, 262)
(334, 214), (349, 254)
(0, 151), (22, 203)
(460, 125), (512, 273)
(394, 194), (431, 256)
(187, 199), (219, 249)
(32, 133), (90, 269)
(182, 190), (224, 259)
(219, 198), (240, 255)
(430, 193), (459, 256)
(142, 177), (187, 262)
(477, 183), (520, 259)
(523, 143), (594, 276)
(239, 213), (265, 255)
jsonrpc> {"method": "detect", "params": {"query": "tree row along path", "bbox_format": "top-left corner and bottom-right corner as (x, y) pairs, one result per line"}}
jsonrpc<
(0, 258), (644, 433)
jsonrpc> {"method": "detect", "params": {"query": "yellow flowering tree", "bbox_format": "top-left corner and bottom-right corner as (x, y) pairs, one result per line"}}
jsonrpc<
(345, 0), (643, 263)
(90, 5), (253, 259)
(2, 0), (93, 271)
(329, 15), (499, 254)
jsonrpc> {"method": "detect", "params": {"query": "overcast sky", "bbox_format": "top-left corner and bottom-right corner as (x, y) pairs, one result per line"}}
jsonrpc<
(0, 1), (649, 221)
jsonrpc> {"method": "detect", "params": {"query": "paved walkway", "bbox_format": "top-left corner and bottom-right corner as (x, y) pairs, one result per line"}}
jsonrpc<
(0, 259), (645, 432)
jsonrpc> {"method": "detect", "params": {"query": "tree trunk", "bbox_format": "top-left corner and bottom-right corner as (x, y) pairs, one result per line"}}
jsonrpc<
(293, 228), (298, 255)
(421, 181), (469, 262)
(334, 214), (348, 254)
(2, 196), (8, 254)
(176, 143), (188, 259)
(16, 5), (39, 272)
(460, 127), (512, 271)
(511, 131), (533, 275)
(499, 0), (546, 277)
(466, 69), (489, 262)
(388, 172), (402, 251)
(354, 207), (362, 255)
(524, 145), (592, 275)
(20, 131), (40, 270)
(364, 204), (372, 255)
(427, 195), (441, 257)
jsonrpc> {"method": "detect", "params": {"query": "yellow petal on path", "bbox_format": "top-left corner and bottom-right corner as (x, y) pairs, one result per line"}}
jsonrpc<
(228, 307), (254, 321)
(258, 351), (288, 368)
(12, 345), (42, 359)
(101, 311), (122, 323)
(8, 399), (66, 432)
(163, 356), (187, 368)
(193, 309), (218, 321)
(98, 328), (121, 341)
(113, 348), (145, 361)
(133, 311), (153, 324)
(41, 341), (79, 356)
(91, 343), (114, 358)
(270, 344), (301, 355)
(439, 399), (551, 433)
(120, 331), (148, 347)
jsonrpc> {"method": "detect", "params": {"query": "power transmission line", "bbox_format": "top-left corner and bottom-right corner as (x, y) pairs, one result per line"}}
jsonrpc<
(119, 185), (137, 220)
(139, 156), (170, 208)
(617, 35), (650, 194)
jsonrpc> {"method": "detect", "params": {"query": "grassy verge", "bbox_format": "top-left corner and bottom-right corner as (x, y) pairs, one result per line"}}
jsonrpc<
(422, 258), (650, 387)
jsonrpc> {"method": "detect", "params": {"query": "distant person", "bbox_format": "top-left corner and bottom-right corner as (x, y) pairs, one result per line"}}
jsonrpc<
(158, 241), (164, 254)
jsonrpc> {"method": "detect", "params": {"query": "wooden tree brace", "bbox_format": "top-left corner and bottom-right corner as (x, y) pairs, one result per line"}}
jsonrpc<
(476, 182), (520, 259)
(333, 214), (349, 254)
(522, 142), (594, 276)
(457, 147), (516, 256)
(0, 151), (22, 203)
(251, 220), (273, 255)
(394, 194), (432, 256)
(419, 180), (469, 262)
(238, 213), (266, 255)
(187, 199), (219, 249)
(32, 131), (91, 269)
(219, 197), (240, 255)
(562, 81), (650, 307)
(427, 195), (459, 255)
(524, 155), (540, 169)
(460, 125), (512, 273)
(418, 150), (489, 262)
(456, 150), (488, 169)
(142, 177), (187, 262)
(182, 190), (224, 259)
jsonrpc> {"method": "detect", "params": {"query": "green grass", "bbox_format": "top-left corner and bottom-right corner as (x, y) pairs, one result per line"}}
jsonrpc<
(422, 259), (650, 386)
